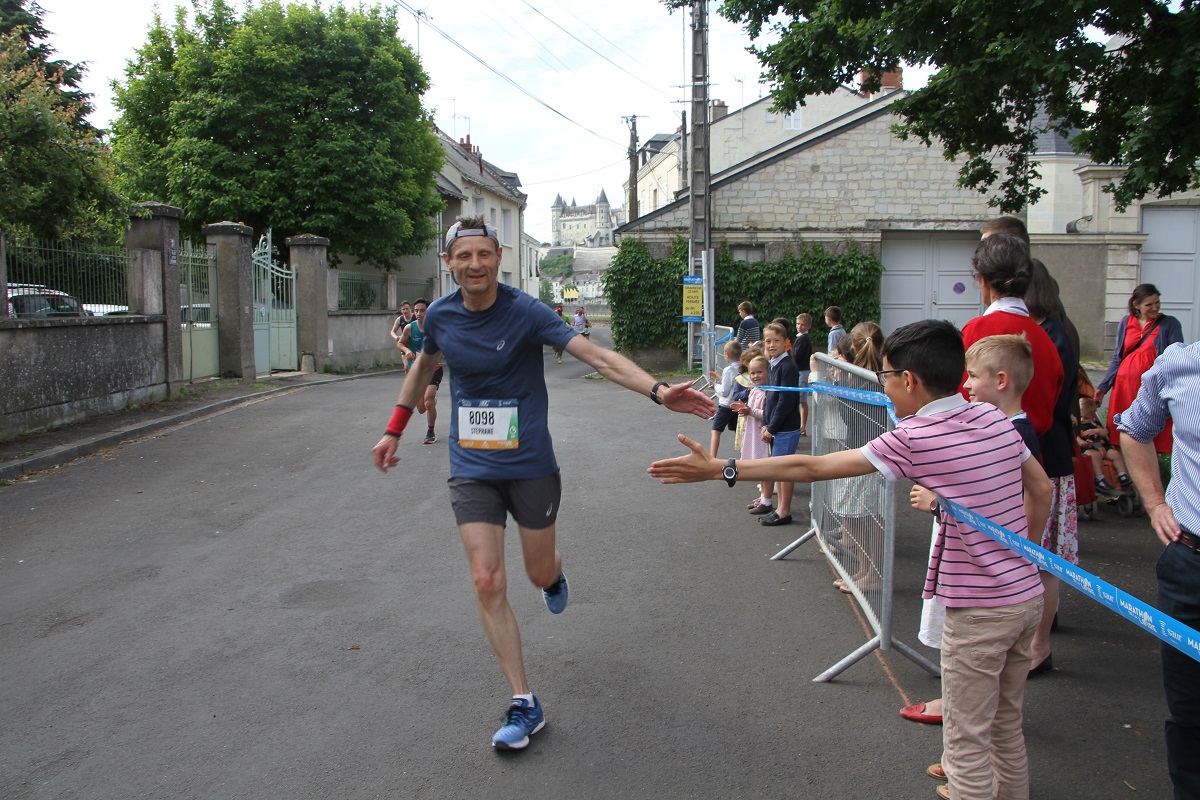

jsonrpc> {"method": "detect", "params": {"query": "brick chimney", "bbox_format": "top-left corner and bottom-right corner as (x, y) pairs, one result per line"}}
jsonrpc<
(459, 134), (473, 152)
(858, 68), (903, 97)
(710, 99), (728, 121)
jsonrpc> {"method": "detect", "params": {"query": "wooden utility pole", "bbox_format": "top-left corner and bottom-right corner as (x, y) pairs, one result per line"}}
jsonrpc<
(624, 115), (640, 221)
(687, 0), (712, 369)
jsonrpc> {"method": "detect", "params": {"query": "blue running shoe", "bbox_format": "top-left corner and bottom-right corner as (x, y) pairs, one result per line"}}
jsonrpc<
(491, 697), (545, 750)
(542, 570), (569, 614)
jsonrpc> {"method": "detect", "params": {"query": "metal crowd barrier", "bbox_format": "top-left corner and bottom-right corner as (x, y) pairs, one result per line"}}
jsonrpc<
(771, 353), (940, 682)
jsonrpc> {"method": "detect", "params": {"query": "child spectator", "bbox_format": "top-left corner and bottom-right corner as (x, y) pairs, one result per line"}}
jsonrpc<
(757, 321), (802, 526)
(733, 346), (762, 455)
(731, 355), (772, 507)
(708, 340), (744, 457)
(650, 319), (1052, 800)
(736, 301), (761, 348)
(1077, 396), (1132, 494)
(825, 306), (846, 352)
(792, 313), (814, 436)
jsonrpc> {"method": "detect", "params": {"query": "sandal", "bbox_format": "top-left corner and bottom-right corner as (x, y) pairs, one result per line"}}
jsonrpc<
(748, 498), (764, 510)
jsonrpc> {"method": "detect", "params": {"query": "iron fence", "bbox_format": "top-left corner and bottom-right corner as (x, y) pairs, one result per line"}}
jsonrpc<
(772, 353), (940, 682)
(5, 238), (130, 316)
(337, 270), (386, 310)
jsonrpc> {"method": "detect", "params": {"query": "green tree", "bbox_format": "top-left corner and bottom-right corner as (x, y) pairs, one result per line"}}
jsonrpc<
(538, 279), (555, 306)
(0, 26), (126, 240)
(692, 0), (1200, 211)
(112, 0), (444, 267)
(538, 252), (573, 278)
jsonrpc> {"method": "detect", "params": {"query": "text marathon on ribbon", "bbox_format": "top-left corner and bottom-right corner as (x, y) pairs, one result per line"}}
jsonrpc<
(939, 496), (1200, 663)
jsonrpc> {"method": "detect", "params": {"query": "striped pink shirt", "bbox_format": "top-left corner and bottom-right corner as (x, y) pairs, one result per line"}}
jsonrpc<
(862, 396), (1044, 608)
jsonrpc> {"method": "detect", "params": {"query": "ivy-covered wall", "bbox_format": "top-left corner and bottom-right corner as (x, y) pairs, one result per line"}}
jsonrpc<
(604, 237), (885, 355)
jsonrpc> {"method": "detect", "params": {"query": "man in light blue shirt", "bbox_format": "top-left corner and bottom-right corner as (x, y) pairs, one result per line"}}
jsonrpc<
(1119, 341), (1200, 799)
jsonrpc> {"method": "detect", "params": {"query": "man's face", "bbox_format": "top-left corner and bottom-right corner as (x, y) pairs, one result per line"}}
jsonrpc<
(963, 362), (1003, 406)
(443, 236), (501, 296)
(413, 302), (428, 322)
(400, 304), (412, 318)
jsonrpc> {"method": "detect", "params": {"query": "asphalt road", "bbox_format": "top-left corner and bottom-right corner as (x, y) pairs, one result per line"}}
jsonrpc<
(0, 329), (1176, 799)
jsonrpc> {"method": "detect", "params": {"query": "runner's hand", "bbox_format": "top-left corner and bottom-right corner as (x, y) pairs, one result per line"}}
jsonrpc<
(660, 381), (716, 418)
(373, 435), (401, 473)
(648, 434), (720, 484)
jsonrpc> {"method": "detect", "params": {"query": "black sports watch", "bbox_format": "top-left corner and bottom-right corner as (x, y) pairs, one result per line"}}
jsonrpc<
(650, 380), (669, 405)
(722, 458), (738, 487)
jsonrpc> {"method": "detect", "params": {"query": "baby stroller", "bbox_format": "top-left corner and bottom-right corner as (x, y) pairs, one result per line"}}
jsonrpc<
(1076, 369), (1140, 520)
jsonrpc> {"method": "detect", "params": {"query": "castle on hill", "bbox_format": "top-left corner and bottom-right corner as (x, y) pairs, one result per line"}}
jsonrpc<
(550, 190), (627, 247)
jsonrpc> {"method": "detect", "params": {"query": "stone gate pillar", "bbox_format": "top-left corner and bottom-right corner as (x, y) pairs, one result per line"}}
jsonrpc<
(127, 202), (185, 396)
(287, 234), (331, 373)
(202, 221), (256, 380)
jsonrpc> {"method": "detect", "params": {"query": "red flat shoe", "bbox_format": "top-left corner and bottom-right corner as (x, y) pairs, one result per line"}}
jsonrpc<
(900, 702), (944, 724)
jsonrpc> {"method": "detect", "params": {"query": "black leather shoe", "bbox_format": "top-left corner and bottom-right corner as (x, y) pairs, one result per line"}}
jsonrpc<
(1028, 653), (1054, 678)
(759, 512), (793, 526)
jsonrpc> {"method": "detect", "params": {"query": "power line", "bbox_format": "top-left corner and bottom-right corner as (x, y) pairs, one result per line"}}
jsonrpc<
(517, 0), (671, 98)
(392, 0), (626, 151)
(521, 158), (627, 186)
(546, 0), (649, 71)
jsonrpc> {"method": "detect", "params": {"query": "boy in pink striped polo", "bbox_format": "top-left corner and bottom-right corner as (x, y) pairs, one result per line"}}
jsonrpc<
(649, 319), (1053, 800)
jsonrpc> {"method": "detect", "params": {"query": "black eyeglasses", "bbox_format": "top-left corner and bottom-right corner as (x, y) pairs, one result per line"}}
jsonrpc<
(875, 368), (904, 385)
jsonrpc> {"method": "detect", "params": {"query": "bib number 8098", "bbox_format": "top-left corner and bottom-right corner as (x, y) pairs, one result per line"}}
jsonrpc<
(468, 410), (495, 426)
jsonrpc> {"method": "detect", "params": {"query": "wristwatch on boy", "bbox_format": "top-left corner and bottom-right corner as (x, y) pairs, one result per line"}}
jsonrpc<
(723, 458), (738, 487)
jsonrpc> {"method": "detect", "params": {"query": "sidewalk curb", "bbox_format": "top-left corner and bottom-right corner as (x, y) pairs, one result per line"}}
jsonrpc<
(0, 370), (402, 482)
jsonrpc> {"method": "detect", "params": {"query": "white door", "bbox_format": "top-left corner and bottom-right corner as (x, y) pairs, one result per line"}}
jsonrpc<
(1142, 207), (1199, 343)
(880, 234), (981, 335)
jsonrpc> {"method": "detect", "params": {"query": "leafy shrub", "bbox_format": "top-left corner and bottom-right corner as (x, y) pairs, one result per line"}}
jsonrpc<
(605, 236), (885, 353)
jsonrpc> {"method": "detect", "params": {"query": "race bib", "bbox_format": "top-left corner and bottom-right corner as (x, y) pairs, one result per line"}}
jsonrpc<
(458, 399), (519, 450)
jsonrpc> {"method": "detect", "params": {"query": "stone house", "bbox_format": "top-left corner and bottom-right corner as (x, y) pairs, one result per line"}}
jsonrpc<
(617, 82), (1200, 360)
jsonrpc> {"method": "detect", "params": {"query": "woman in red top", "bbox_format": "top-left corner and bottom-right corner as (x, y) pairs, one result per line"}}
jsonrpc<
(1096, 284), (1185, 454)
(960, 235), (1064, 437)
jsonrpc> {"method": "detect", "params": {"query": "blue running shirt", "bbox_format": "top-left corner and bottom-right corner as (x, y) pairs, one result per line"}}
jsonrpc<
(423, 285), (578, 479)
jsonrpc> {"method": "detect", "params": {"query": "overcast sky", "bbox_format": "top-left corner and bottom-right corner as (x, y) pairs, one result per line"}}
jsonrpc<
(39, 0), (928, 243)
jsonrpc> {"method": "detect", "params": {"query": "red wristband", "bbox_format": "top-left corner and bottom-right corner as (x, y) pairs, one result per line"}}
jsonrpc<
(386, 405), (414, 437)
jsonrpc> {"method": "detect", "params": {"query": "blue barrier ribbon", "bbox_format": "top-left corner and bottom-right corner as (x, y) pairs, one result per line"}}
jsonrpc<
(939, 496), (1200, 663)
(759, 385), (813, 394)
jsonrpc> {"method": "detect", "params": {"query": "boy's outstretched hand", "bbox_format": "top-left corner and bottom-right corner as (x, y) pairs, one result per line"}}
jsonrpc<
(648, 434), (721, 483)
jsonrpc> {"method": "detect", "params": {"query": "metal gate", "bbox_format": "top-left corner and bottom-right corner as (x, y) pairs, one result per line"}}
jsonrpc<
(772, 353), (940, 682)
(180, 239), (219, 380)
(252, 230), (297, 374)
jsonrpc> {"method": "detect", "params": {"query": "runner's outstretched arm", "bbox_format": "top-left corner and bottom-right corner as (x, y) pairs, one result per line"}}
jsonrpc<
(564, 335), (714, 418)
(373, 351), (439, 472)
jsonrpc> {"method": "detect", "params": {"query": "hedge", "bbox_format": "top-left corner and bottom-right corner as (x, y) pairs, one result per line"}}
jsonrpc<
(603, 236), (885, 354)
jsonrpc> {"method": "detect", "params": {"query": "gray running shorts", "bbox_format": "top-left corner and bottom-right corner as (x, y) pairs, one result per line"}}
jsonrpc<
(447, 472), (562, 528)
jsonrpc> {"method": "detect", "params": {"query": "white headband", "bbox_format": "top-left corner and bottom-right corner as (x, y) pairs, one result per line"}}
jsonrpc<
(444, 221), (499, 251)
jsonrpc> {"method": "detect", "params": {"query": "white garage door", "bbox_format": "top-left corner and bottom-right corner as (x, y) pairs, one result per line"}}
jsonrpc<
(1142, 207), (1199, 343)
(880, 233), (981, 335)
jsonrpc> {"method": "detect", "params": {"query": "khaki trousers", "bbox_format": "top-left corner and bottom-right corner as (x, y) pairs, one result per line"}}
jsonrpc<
(941, 596), (1044, 800)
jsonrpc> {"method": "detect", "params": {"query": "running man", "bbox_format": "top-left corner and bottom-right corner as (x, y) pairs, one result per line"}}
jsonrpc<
(372, 216), (713, 751)
(396, 298), (442, 444)
(390, 300), (414, 373)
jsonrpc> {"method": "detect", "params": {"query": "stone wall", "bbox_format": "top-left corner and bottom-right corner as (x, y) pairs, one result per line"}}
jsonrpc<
(0, 316), (167, 440)
(628, 112), (994, 244)
(328, 311), (406, 371)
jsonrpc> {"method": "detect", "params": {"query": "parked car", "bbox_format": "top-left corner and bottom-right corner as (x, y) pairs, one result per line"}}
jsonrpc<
(7, 284), (89, 318)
